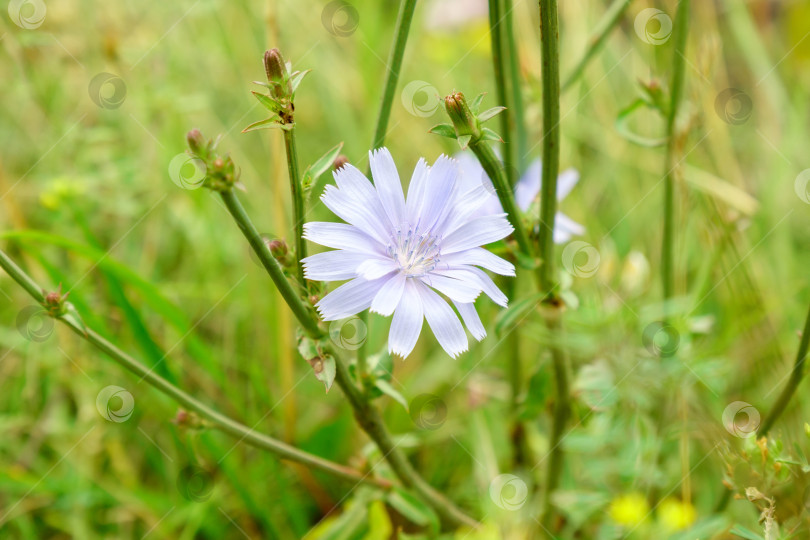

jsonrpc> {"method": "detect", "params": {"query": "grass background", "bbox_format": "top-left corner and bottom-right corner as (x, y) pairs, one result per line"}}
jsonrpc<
(2, 0), (810, 537)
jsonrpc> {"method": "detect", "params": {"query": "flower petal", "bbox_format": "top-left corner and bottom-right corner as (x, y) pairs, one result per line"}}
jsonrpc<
(415, 281), (468, 358)
(420, 273), (480, 303)
(405, 158), (429, 223)
(553, 212), (585, 244)
(371, 272), (406, 316)
(556, 168), (579, 201)
(433, 266), (508, 307)
(439, 247), (515, 276)
(356, 258), (399, 280)
(369, 148), (406, 226)
(316, 275), (391, 321)
(415, 155), (458, 232)
(302, 250), (369, 281)
(389, 280), (424, 358)
(454, 301), (486, 341)
(440, 214), (514, 254)
(303, 222), (385, 255)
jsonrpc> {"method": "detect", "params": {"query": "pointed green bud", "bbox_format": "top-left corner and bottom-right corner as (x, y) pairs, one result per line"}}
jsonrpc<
(186, 128), (206, 157)
(264, 49), (292, 99)
(444, 92), (481, 147)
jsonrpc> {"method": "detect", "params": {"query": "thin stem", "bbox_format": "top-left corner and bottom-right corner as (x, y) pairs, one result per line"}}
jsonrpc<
(219, 190), (322, 337)
(537, 0), (561, 295)
(488, 0), (517, 185)
(283, 128), (307, 286)
(662, 0), (690, 301)
(369, 0), (418, 152)
(470, 141), (533, 256)
(503, 0), (527, 172)
(757, 300), (810, 437)
(561, 0), (632, 93)
(359, 0), (418, 374)
(331, 353), (479, 529)
(0, 248), (387, 489)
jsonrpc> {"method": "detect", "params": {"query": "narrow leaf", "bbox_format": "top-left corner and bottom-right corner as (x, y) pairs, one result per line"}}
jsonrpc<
(478, 106), (507, 122)
(251, 91), (283, 113)
(479, 128), (503, 142)
(242, 117), (282, 133)
(374, 380), (408, 411)
(428, 123), (457, 139)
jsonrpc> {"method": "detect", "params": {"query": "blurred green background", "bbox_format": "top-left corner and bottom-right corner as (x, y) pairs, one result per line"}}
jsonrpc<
(3, 0), (810, 538)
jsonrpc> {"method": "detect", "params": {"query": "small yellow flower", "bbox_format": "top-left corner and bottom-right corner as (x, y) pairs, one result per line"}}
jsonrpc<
(609, 492), (650, 527)
(658, 498), (697, 531)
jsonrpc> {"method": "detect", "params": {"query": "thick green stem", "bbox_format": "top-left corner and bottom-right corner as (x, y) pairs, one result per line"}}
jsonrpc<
(283, 128), (307, 286)
(561, 0), (632, 92)
(0, 248), (387, 489)
(488, 0), (518, 185)
(503, 0), (528, 172)
(758, 300), (810, 437)
(662, 0), (690, 301)
(331, 354), (479, 529)
(470, 141), (533, 256)
(359, 0), (418, 373)
(219, 190), (322, 337)
(537, 0), (561, 295)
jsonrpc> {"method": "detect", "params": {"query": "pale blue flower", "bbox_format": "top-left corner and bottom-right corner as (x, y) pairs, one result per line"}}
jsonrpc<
(454, 153), (585, 244)
(303, 148), (515, 359)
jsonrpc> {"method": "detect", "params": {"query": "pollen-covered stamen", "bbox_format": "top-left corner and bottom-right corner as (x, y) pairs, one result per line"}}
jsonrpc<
(387, 226), (441, 277)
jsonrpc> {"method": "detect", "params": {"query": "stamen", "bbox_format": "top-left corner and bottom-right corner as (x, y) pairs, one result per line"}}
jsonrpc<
(387, 226), (441, 277)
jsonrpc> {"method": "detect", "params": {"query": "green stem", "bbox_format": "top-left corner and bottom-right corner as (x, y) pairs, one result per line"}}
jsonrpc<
(219, 190), (322, 337)
(488, 0), (517, 185)
(662, 0), (690, 301)
(537, 0), (561, 295)
(0, 248), (387, 489)
(561, 0), (632, 93)
(757, 300), (810, 437)
(283, 128), (307, 286)
(470, 141), (533, 257)
(331, 354), (479, 529)
(503, 0), (527, 172)
(369, 0), (418, 152)
(359, 0), (418, 376)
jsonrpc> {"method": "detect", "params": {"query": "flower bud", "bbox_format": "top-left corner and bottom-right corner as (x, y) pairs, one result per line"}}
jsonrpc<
(186, 128), (205, 156)
(444, 92), (480, 144)
(41, 285), (69, 317)
(263, 48), (291, 99)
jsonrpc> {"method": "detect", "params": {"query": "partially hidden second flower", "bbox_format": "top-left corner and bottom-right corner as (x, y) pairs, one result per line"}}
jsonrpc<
(302, 147), (515, 359)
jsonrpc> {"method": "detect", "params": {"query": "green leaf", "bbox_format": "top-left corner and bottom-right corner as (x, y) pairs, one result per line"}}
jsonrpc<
(364, 500), (392, 540)
(303, 142), (343, 194)
(251, 91), (283, 113)
(61, 302), (88, 336)
(456, 134), (472, 149)
(374, 380), (408, 411)
(386, 488), (439, 532)
(296, 332), (336, 392)
(495, 292), (544, 337)
(614, 98), (667, 148)
(290, 69), (312, 94)
(470, 93), (486, 115)
(479, 128), (503, 142)
(729, 525), (765, 540)
(242, 117), (282, 133)
(428, 123), (456, 139)
(478, 106), (506, 122)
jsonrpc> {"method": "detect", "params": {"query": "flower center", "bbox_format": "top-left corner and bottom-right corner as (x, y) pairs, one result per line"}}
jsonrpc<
(387, 227), (441, 277)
